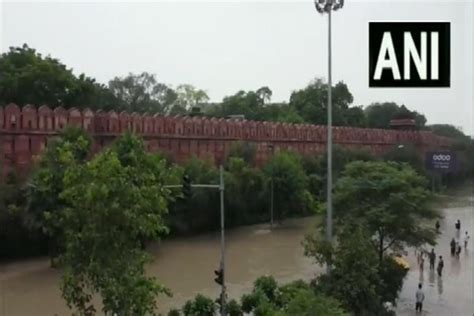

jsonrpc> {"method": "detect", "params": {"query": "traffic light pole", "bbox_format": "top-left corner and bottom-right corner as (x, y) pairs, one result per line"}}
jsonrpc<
(163, 166), (226, 315)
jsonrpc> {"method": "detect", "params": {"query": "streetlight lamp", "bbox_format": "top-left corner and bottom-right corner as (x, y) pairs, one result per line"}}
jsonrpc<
(313, 0), (344, 273)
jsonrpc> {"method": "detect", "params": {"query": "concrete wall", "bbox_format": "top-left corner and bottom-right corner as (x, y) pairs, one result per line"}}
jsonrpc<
(0, 104), (453, 178)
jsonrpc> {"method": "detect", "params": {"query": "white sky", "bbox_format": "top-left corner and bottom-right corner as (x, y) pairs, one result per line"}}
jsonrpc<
(1, 0), (473, 134)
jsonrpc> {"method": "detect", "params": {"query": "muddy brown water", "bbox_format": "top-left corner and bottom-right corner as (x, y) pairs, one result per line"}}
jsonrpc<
(0, 216), (321, 315)
(1, 185), (472, 316)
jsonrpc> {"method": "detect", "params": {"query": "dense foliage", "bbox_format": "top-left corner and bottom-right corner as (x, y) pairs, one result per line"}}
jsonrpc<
(1, 44), (438, 130)
(304, 160), (434, 315)
(59, 147), (172, 315)
(305, 224), (407, 315)
(0, 45), (122, 110)
(174, 277), (346, 316)
(332, 161), (439, 261)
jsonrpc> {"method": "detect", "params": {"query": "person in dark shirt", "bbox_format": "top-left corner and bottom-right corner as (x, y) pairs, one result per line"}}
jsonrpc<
(437, 256), (444, 276)
(429, 248), (436, 270)
(450, 238), (456, 256)
(455, 219), (461, 230)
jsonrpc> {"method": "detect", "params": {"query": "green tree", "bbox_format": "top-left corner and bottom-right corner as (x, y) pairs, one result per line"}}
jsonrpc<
(302, 146), (374, 200)
(108, 72), (177, 113)
(281, 290), (347, 316)
(305, 225), (381, 315)
(182, 294), (216, 316)
(224, 158), (267, 226)
(263, 151), (314, 221)
(0, 44), (120, 109)
(59, 146), (171, 315)
(0, 171), (48, 259)
(226, 141), (257, 165)
(382, 144), (424, 173)
(333, 161), (439, 262)
(428, 124), (469, 141)
(240, 276), (346, 316)
(365, 102), (426, 129)
(174, 84), (210, 110)
(22, 128), (92, 265)
(256, 86), (272, 105)
(289, 79), (363, 127)
(167, 157), (219, 234)
(225, 299), (243, 316)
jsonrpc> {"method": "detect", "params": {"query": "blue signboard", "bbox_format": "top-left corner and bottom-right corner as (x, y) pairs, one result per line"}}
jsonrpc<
(425, 151), (457, 172)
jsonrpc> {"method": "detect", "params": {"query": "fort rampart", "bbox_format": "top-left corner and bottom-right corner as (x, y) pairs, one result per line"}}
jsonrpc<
(0, 104), (453, 178)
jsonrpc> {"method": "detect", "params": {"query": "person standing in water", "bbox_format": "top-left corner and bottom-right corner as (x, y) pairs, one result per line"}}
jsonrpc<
(415, 283), (425, 313)
(429, 248), (436, 270)
(437, 256), (444, 276)
(464, 231), (470, 248)
(450, 238), (457, 256)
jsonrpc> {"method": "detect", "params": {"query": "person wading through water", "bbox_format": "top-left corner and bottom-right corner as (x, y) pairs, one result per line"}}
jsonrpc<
(429, 248), (436, 270)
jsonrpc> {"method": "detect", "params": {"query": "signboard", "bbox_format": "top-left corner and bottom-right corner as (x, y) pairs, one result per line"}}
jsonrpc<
(425, 151), (457, 172)
(369, 22), (450, 87)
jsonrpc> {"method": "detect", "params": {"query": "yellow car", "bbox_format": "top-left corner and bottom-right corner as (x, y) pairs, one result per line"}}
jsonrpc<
(393, 256), (410, 270)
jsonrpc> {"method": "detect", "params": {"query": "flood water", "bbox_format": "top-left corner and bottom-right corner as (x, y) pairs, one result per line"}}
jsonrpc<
(1, 185), (472, 316)
(0, 216), (321, 315)
(396, 185), (474, 315)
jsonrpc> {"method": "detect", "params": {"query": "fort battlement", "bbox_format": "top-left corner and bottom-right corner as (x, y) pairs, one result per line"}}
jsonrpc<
(0, 104), (453, 177)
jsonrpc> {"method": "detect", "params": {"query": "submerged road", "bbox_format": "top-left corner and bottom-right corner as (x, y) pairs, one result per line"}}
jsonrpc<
(0, 217), (320, 315)
(396, 186), (474, 316)
(0, 185), (472, 315)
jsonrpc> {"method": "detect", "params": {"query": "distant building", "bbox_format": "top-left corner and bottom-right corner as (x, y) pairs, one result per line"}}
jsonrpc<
(389, 118), (417, 131)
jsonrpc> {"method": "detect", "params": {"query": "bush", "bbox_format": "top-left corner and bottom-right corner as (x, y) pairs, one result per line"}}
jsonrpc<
(382, 144), (424, 174)
(167, 156), (219, 234)
(227, 141), (257, 165)
(225, 299), (243, 316)
(182, 294), (216, 316)
(263, 151), (313, 220)
(224, 158), (267, 226)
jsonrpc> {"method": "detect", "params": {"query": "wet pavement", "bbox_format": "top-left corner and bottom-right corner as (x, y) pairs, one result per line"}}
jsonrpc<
(396, 188), (474, 316)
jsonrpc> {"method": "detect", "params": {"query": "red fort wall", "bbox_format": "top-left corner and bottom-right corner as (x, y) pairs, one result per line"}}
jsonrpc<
(0, 104), (453, 178)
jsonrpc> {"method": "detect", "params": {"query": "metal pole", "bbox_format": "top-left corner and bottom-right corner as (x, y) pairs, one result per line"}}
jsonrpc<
(219, 165), (226, 316)
(270, 178), (274, 227)
(326, 5), (333, 274)
(431, 173), (435, 192)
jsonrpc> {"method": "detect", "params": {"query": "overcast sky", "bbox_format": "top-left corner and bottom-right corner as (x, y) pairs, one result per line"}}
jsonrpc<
(1, 0), (473, 134)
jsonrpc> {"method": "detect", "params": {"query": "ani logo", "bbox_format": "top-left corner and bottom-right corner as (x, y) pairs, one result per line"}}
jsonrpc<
(369, 22), (450, 87)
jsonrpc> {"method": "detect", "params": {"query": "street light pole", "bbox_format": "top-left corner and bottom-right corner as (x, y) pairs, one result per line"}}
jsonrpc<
(163, 168), (226, 315)
(313, 0), (344, 274)
(219, 165), (226, 315)
(326, 4), (333, 260)
(268, 144), (275, 227)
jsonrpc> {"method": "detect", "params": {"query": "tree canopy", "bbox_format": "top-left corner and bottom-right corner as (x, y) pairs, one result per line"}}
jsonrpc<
(1, 44), (448, 135)
(58, 134), (173, 315)
(0, 44), (121, 110)
(108, 72), (177, 113)
(333, 161), (439, 261)
(364, 102), (427, 130)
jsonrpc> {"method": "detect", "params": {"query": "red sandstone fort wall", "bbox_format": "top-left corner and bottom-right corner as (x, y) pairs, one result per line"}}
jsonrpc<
(0, 104), (453, 178)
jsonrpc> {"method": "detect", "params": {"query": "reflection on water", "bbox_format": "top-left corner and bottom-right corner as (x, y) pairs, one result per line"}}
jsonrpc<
(418, 268), (424, 283)
(0, 216), (321, 316)
(437, 274), (443, 296)
(428, 268), (435, 287)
